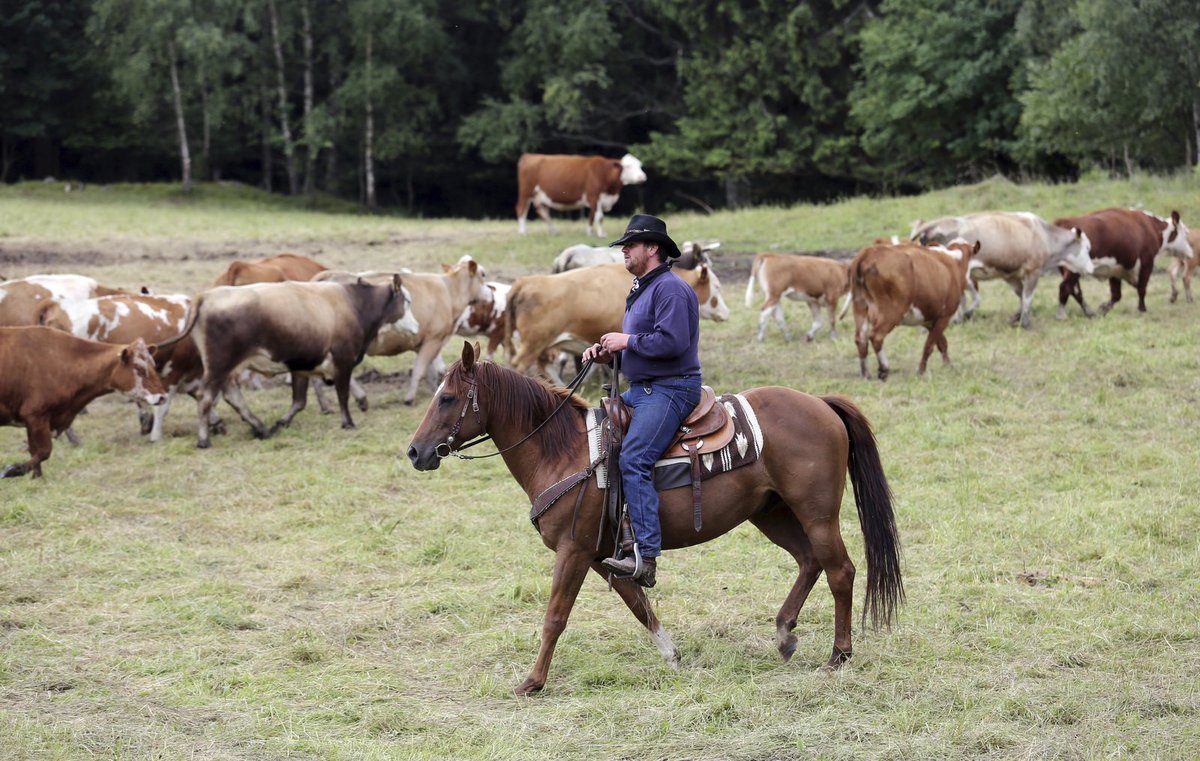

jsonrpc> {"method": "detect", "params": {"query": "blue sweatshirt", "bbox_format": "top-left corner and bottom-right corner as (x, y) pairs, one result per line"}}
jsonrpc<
(619, 270), (701, 382)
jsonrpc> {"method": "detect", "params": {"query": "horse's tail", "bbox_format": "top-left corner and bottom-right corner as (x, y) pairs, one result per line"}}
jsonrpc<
(821, 394), (904, 630)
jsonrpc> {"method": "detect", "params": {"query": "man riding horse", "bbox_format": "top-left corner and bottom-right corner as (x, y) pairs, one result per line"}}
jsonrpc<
(582, 214), (702, 587)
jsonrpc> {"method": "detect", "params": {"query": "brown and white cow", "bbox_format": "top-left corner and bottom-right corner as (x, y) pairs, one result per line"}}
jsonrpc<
(849, 240), (978, 380)
(455, 281), (510, 361)
(0, 274), (128, 327)
(506, 262), (730, 383)
(516, 153), (647, 237)
(36, 293), (203, 442)
(161, 277), (404, 448)
(213, 253), (328, 286)
(0, 327), (166, 478)
(316, 255), (491, 406)
(1054, 208), (1193, 318)
(912, 212), (1093, 328)
(744, 252), (850, 342)
(1167, 228), (1200, 304)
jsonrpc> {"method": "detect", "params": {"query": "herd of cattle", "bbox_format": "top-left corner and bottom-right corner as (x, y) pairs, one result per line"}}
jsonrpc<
(0, 194), (1195, 479)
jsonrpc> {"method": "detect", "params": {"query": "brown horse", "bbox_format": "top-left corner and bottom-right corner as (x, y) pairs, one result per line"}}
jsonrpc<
(407, 342), (904, 695)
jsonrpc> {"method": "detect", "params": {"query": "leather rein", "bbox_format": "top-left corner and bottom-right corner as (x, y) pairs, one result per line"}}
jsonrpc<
(433, 358), (595, 461)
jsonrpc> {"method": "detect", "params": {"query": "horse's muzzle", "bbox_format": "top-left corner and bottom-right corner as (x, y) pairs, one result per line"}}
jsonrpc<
(407, 443), (442, 471)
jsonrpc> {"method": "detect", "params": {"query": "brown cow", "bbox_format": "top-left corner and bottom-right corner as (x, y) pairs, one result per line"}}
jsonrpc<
(1054, 208), (1192, 317)
(516, 153), (647, 236)
(317, 256), (491, 406)
(1167, 229), (1200, 304)
(744, 252), (850, 342)
(36, 293), (204, 442)
(213, 253), (328, 286)
(162, 277), (404, 448)
(0, 327), (166, 478)
(849, 240), (978, 380)
(506, 262), (730, 383)
(0, 274), (128, 327)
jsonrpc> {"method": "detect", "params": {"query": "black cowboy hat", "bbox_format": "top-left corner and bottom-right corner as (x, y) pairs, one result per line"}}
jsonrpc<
(609, 214), (682, 259)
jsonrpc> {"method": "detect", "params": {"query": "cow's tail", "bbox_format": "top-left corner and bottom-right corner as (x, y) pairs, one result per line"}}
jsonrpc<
(744, 253), (765, 307)
(503, 284), (521, 360)
(835, 290), (853, 322)
(157, 294), (202, 350)
(821, 394), (904, 631)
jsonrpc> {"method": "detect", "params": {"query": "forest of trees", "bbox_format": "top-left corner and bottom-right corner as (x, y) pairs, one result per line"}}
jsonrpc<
(2, 0), (1197, 217)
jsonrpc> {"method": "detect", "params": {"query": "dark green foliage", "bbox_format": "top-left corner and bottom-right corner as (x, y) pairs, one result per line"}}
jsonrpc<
(2, 0), (1196, 213)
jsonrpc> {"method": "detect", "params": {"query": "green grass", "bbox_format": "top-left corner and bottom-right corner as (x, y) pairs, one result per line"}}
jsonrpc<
(1, 176), (1198, 759)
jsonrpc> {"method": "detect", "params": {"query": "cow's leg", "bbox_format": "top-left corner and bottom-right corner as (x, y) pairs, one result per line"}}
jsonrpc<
(63, 427), (82, 447)
(590, 201), (604, 238)
(854, 312), (872, 379)
(1133, 268), (1151, 313)
(405, 341), (444, 405)
(1057, 270), (1092, 319)
(533, 201), (557, 234)
(312, 378), (334, 414)
(137, 400), (154, 435)
(1008, 277), (1036, 329)
(771, 304), (791, 341)
(589, 561), (680, 668)
(515, 547), (591, 695)
(871, 330), (891, 381)
(269, 375), (310, 436)
(804, 301), (823, 342)
(148, 385), (178, 442)
(1099, 278), (1122, 315)
(2, 419), (53, 478)
(825, 298), (838, 340)
(331, 370), (357, 429)
(350, 377), (368, 411)
(1169, 258), (1183, 303)
(962, 274), (981, 319)
(917, 316), (952, 375)
(1186, 261), (1195, 304)
(220, 380), (269, 439)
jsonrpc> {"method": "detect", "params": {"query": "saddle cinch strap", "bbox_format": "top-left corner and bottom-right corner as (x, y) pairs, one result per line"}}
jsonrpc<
(601, 385), (735, 531)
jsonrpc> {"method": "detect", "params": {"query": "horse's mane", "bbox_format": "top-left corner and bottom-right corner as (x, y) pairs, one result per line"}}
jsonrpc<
(449, 359), (590, 463)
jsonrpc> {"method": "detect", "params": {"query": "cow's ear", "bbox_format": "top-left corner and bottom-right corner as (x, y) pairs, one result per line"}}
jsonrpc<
(972, 240), (981, 254)
(120, 346), (132, 364)
(1172, 210), (1181, 226)
(1073, 227), (1083, 240)
(467, 260), (478, 274)
(461, 340), (476, 372)
(442, 263), (452, 273)
(697, 264), (710, 284)
(391, 273), (403, 292)
(146, 343), (160, 359)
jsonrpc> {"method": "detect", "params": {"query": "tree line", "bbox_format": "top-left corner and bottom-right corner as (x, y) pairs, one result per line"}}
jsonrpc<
(2, 0), (1197, 217)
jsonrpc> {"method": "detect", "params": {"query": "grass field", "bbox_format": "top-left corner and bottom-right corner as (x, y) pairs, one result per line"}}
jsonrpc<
(1, 176), (1198, 760)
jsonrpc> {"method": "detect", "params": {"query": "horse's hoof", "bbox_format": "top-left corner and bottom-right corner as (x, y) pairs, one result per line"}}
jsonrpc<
(778, 634), (798, 662)
(821, 646), (853, 671)
(1, 463), (27, 478)
(513, 678), (543, 696)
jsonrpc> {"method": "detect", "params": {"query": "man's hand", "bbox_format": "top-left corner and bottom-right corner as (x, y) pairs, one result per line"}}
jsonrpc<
(582, 342), (612, 364)
(599, 332), (630, 353)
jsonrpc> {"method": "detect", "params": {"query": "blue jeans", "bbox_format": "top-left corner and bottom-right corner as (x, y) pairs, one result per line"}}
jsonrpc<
(619, 376), (702, 558)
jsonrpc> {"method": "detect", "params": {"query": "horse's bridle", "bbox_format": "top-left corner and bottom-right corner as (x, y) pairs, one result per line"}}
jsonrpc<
(433, 359), (594, 461)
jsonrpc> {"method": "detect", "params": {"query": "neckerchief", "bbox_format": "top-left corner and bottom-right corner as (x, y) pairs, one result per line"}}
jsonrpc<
(626, 261), (674, 310)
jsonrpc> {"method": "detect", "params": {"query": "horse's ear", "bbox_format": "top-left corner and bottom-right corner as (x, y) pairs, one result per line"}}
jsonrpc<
(461, 340), (475, 372)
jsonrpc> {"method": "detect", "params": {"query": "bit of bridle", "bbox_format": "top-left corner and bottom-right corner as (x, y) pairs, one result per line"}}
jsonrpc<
(434, 359), (594, 461)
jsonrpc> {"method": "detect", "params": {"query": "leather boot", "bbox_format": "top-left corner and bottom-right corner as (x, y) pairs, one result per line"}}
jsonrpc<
(602, 555), (657, 588)
(617, 513), (635, 556)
